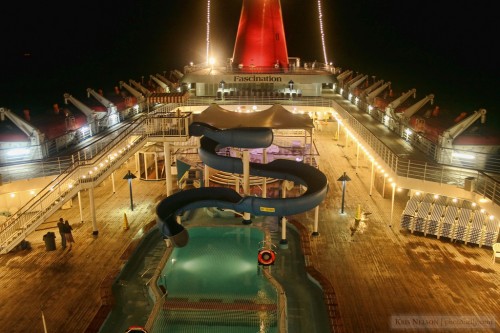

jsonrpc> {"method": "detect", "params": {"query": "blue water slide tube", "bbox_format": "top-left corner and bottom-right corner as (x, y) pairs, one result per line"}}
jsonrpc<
(156, 122), (328, 247)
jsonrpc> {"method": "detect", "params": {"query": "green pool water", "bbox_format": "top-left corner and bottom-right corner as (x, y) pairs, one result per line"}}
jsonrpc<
(151, 226), (278, 333)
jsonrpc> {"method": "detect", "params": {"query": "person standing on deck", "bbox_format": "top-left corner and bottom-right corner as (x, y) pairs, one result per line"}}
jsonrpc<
(64, 220), (75, 249)
(57, 218), (66, 249)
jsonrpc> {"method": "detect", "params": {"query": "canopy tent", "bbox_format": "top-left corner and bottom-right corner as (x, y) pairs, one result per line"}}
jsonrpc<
(192, 104), (313, 131)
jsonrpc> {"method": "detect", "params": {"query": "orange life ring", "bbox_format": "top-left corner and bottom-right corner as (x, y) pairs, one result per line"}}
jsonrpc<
(258, 249), (276, 266)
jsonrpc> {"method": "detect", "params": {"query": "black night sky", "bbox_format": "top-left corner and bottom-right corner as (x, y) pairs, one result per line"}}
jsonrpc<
(1, 0), (497, 122)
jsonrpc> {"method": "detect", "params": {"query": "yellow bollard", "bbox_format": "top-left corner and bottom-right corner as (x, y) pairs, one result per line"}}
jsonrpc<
(123, 213), (130, 230)
(355, 204), (362, 221)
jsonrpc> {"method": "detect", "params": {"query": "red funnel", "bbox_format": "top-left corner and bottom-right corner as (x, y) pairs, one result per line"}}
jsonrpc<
(232, 0), (289, 70)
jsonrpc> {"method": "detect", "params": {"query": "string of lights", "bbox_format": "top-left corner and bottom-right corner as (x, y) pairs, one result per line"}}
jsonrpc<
(317, 0), (328, 65)
(206, 0), (211, 64)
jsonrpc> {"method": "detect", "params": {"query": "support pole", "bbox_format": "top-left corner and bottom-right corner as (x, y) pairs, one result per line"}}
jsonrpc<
(164, 142), (172, 196)
(77, 191), (84, 224)
(280, 216), (288, 249)
(242, 150), (252, 225)
(279, 181), (288, 248)
(89, 187), (98, 235)
(312, 205), (320, 236)
(355, 142), (360, 173)
(390, 183), (396, 227)
(204, 164), (210, 187)
(111, 172), (116, 193)
(242, 150), (250, 195)
(369, 160), (374, 196)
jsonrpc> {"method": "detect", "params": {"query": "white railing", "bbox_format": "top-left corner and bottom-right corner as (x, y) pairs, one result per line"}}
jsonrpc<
(0, 114), (193, 253)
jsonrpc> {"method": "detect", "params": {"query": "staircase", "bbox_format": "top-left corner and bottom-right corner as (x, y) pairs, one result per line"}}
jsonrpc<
(0, 115), (193, 254)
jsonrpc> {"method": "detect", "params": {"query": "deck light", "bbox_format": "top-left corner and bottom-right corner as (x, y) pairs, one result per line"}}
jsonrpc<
(123, 170), (137, 211)
(337, 172), (351, 214)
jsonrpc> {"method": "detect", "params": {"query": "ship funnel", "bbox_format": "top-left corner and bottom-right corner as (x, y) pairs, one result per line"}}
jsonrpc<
(232, 0), (289, 71)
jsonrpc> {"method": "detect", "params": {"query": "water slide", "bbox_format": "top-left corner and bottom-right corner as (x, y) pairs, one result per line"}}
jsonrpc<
(156, 122), (328, 247)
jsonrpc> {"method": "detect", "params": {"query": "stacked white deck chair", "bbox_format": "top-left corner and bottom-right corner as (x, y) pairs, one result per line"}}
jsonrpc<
(437, 198), (460, 239)
(452, 202), (474, 242)
(400, 192), (499, 247)
(467, 209), (486, 245)
(412, 201), (432, 233)
(425, 195), (447, 236)
(426, 203), (445, 236)
(400, 194), (421, 230)
(482, 215), (500, 247)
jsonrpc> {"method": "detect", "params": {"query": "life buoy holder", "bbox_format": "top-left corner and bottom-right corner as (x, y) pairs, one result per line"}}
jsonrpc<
(258, 249), (276, 266)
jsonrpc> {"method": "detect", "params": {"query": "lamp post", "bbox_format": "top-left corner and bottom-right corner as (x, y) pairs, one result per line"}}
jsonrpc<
(337, 172), (351, 214)
(123, 170), (137, 211)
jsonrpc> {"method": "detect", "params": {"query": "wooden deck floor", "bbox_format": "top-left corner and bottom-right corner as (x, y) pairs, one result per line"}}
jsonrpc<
(0, 132), (499, 333)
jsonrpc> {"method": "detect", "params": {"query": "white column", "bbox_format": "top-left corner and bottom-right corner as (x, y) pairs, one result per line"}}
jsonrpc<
(382, 174), (387, 198)
(155, 152), (159, 179)
(312, 205), (320, 236)
(164, 142), (172, 196)
(77, 191), (84, 223)
(134, 152), (139, 173)
(111, 172), (116, 193)
(280, 216), (288, 248)
(262, 148), (267, 198)
(242, 150), (252, 224)
(204, 164), (210, 187)
(242, 150), (250, 195)
(369, 160), (374, 196)
(355, 142), (360, 173)
(262, 178), (267, 198)
(89, 187), (98, 235)
(390, 183), (396, 227)
(279, 181), (288, 248)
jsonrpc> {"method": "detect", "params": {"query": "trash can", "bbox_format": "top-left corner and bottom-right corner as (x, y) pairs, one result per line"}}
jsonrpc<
(43, 232), (56, 251)
(464, 177), (475, 192)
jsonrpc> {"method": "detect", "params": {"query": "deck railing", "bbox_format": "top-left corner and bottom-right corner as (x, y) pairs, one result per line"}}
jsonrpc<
(0, 114), (193, 253)
(1, 96), (499, 252)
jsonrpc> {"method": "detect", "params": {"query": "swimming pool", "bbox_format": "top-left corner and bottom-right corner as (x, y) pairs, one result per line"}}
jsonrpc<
(150, 226), (279, 333)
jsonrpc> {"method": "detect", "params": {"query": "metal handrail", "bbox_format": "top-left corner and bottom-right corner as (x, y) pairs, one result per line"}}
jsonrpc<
(0, 115), (193, 253)
(2, 97), (499, 252)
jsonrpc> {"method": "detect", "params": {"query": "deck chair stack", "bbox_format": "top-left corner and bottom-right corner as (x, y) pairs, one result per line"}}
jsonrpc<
(412, 201), (432, 233)
(400, 192), (499, 248)
(482, 216), (500, 247)
(451, 205), (473, 242)
(467, 209), (486, 245)
(437, 200), (459, 239)
(400, 195), (421, 230)
(425, 203), (445, 236)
